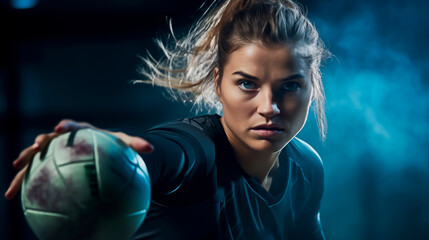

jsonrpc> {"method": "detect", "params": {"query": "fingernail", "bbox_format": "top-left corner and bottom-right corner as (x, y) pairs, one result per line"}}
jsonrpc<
(32, 142), (40, 150)
(55, 126), (64, 133)
(4, 188), (11, 199)
(13, 159), (22, 168)
(146, 144), (154, 152)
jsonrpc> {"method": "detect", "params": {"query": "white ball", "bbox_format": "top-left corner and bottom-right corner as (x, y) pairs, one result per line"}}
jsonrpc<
(21, 129), (151, 240)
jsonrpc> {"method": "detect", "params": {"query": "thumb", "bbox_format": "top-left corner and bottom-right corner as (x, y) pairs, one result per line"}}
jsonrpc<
(112, 131), (154, 154)
(104, 131), (154, 154)
(129, 137), (154, 154)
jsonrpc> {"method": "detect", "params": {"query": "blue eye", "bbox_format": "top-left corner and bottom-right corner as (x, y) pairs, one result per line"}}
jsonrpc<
(282, 82), (300, 91)
(239, 81), (257, 90)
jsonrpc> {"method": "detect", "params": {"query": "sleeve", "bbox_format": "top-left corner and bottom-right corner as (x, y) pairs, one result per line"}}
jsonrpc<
(288, 138), (326, 240)
(138, 121), (217, 206)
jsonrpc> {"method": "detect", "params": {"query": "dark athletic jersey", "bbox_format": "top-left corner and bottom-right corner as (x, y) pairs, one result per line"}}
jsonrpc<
(132, 114), (325, 240)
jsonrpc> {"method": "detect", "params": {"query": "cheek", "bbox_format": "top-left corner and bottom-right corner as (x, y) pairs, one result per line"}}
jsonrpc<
(281, 88), (313, 120)
(221, 87), (254, 117)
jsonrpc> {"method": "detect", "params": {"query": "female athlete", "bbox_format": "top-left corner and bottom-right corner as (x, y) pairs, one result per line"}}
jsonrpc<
(6, 0), (330, 239)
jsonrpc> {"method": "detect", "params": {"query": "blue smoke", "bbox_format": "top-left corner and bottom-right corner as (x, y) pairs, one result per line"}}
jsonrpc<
(297, 0), (429, 239)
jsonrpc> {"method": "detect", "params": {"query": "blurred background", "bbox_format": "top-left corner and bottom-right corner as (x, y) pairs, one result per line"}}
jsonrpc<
(1, 0), (428, 239)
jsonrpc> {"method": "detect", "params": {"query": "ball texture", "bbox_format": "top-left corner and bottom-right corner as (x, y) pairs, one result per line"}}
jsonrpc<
(21, 129), (151, 240)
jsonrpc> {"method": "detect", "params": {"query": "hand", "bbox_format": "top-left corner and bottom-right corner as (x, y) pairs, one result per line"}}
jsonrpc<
(4, 119), (154, 200)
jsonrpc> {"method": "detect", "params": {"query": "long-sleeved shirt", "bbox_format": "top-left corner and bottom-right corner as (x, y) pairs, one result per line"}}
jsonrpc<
(133, 114), (325, 240)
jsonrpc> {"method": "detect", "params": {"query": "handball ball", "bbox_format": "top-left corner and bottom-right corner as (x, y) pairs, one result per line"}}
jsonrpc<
(21, 129), (151, 240)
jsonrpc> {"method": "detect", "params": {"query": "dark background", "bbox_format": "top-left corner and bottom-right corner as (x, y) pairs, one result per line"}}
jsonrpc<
(1, 0), (428, 239)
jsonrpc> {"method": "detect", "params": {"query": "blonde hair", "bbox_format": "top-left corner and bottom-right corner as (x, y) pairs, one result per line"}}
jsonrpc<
(136, 0), (330, 140)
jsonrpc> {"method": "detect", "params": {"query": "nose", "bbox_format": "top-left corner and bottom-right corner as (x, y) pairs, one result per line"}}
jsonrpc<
(257, 89), (280, 118)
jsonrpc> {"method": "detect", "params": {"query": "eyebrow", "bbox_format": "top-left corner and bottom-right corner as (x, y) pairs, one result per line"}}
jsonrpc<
(232, 71), (305, 81)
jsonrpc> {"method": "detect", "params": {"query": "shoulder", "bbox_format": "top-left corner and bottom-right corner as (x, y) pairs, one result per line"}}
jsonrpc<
(145, 115), (218, 161)
(147, 114), (218, 137)
(287, 137), (324, 186)
(287, 137), (325, 215)
(288, 137), (323, 166)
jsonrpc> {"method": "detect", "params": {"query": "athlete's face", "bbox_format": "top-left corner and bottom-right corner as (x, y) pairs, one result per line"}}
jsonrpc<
(215, 43), (313, 154)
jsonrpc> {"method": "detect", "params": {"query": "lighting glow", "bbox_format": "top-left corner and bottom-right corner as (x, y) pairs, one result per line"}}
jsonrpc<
(11, 0), (39, 9)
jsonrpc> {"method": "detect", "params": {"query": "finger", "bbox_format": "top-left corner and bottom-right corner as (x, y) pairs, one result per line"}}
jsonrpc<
(4, 165), (28, 200)
(13, 143), (40, 169)
(13, 131), (57, 169)
(54, 119), (93, 133)
(128, 137), (154, 154)
(111, 132), (154, 153)
(38, 132), (61, 159)
(54, 119), (72, 133)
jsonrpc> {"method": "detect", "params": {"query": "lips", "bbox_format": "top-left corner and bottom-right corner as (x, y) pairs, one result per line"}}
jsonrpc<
(251, 124), (285, 131)
(250, 124), (284, 137)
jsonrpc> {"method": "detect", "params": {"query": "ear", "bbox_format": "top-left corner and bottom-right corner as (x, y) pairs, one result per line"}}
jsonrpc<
(214, 67), (223, 103)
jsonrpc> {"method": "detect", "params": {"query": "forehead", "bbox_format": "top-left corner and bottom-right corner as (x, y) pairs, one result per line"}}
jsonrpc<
(223, 43), (308, 77)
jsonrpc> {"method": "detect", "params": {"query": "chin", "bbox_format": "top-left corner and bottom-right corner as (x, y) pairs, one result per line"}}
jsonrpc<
(248, 139), (287, 153)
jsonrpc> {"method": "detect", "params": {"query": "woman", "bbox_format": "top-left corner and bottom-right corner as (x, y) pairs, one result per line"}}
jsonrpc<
(6, 0), (329, 239)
